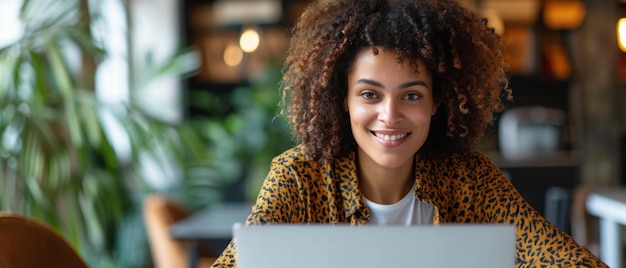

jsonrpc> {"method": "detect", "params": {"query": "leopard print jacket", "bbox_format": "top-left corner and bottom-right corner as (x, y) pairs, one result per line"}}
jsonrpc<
(211, 145), (606, 267)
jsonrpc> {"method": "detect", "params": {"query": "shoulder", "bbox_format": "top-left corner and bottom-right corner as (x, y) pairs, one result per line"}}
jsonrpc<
(435, 151), (498, 171)
(269, 144), (323, 176)
(271, 144), (315, 166)
(426, 151), (503, 188)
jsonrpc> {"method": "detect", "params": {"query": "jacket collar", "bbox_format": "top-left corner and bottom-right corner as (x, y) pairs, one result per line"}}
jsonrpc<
(334, 152), (440, 224)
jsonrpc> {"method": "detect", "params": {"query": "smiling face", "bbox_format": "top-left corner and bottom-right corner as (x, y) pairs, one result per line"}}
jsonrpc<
(346, 47), (436, 170)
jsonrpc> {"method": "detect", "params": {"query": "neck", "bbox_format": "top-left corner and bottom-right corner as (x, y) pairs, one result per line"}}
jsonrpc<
(357, 153), (415, 205)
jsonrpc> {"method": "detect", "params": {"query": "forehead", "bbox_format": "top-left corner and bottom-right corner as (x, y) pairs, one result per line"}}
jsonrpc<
(349, 47), (431, 78)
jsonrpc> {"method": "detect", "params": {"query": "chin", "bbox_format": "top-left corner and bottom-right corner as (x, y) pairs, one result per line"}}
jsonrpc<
(372, 155), (414, 169)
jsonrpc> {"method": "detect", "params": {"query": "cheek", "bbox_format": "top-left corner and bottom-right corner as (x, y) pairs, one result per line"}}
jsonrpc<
(409, 108), (435, 126)
(421, 116), (434, 128)
(416, 111), (433, 122)
(347, 104), (374, 125)
(411, 112), (433, 137)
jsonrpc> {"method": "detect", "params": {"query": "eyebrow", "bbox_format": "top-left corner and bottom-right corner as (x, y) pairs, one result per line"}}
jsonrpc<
(355, 79), (428, 89)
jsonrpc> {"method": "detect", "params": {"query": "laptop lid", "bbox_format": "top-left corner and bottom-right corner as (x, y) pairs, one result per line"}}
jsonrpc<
(234, 223), (515, 268)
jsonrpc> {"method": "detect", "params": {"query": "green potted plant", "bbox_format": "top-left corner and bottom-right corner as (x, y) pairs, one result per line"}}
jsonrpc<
(0, 0), (225, 266)
(186, 63), (294, 202)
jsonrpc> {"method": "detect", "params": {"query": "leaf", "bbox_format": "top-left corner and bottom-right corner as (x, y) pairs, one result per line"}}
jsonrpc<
(98, 133), (120, 171)
(48, 152), (61, 188)
(65, 102), (83, 147)
(22, 125), (44, 184)
(79, 98), (102, 147)
(138, 49), (200, 89)
(0, 46), (20, 102)
(66, 28), (105, 60)
(79, 175), (105, 250)
(58, 150), (72, 185)
(156, 48), (200, 77)
(28, 51), (49, 103)
(10, 50), (24, 100)
(0, 160), (18, 211)
(20, 0), (79, 34)
(48, 149), (71, 189)
(178, 125), (208, 159)
(65, 192), (83, 251)
(46, 42), (74, 101)
(30, 113), (59, 152)
(23, 173), (50, 215)
(47, 42), (83, 147)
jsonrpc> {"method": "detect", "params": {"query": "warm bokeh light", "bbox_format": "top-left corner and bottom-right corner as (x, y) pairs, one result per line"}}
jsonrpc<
(224, 43), (243, 67)
(239, 28), (260, 53)
(479, 0), (539, 26)
(543, 0), (586, 30)
(618, 18), (626, 53)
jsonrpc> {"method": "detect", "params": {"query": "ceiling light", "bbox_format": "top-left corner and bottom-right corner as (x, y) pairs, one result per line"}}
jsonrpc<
(224, 43), (243, 66)
(239, 27), (260, 53)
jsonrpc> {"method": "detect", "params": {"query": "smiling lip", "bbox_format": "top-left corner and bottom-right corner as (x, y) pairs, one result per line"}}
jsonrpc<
(371, 130), (411, 145)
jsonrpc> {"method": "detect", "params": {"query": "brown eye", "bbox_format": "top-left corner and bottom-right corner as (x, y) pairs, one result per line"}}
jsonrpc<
(403, 93), (421, 101)
(360, 92), (377, 100)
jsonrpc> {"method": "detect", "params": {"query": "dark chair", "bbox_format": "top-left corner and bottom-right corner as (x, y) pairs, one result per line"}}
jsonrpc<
(544, 186), (572, 234)
(0, 212), (88, 268)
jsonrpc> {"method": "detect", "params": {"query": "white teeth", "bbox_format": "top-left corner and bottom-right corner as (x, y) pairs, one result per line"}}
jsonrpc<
(374, 132), (407, 141)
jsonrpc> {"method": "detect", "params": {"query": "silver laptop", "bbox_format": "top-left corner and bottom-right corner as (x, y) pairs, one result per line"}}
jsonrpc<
(233, 223), (515, 268)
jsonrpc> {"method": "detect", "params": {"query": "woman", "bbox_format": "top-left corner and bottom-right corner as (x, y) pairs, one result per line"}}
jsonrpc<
(211, 0), (606, 267)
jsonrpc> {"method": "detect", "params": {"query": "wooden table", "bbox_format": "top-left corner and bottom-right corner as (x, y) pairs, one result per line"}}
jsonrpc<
(170, 202), (253, 268)
(585, 187), (626, 268)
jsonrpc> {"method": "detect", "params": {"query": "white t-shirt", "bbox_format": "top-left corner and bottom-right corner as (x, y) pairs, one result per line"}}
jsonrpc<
(363, 185), (434, 225)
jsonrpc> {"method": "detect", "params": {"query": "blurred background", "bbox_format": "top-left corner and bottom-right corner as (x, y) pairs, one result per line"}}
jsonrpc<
(0, 0), (625, 267)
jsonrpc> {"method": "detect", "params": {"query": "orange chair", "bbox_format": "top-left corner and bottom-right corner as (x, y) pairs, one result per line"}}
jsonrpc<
(143, 194), (217, 268)
(0, 212), (88, 268)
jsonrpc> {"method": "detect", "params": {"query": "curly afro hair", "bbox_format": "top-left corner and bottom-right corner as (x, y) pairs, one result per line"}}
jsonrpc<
(281, 0), (512, 163)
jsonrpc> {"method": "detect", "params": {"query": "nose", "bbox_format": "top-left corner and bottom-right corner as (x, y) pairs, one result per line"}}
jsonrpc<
(378, 98), (403, 126)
